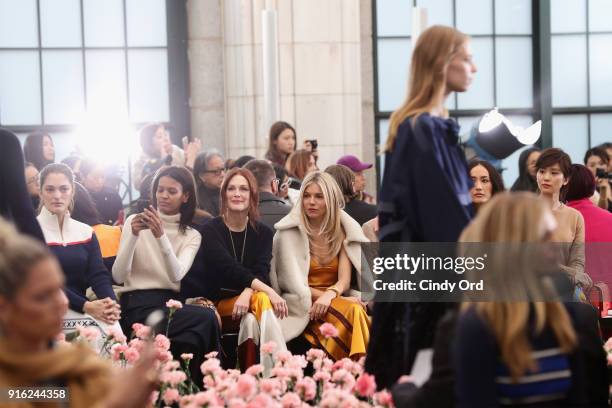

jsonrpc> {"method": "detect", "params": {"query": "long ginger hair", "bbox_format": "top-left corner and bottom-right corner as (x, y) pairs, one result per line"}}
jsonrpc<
(460, 193), (577, 381)
(385, 25), (468, 153)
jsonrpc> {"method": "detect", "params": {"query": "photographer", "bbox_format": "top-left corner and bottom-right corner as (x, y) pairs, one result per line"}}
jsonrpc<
(584, 147), (612, 212)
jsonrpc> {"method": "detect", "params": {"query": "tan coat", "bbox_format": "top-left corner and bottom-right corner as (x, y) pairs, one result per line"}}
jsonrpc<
(270, 210), (370, 341)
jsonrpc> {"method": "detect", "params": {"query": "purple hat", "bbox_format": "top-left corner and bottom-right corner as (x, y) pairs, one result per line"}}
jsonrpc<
(336, 155), (373, 172)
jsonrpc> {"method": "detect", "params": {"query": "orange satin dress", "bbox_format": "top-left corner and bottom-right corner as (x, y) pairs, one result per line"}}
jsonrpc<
(303, 256), (370, 361)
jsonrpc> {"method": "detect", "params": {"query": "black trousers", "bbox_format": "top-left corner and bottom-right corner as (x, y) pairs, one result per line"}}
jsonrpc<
(120, 289), (221, 386)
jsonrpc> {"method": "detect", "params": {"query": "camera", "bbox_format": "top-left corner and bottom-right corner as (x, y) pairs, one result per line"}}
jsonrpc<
(305, 139), (318, 151)
(595, 168), (612, 179)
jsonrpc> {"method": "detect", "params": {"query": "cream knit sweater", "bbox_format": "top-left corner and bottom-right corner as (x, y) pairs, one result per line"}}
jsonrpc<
(112, 212), (201, 294)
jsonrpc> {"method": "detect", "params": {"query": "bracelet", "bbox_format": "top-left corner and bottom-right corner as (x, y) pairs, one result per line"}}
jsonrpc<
(326, 285), (340, 298)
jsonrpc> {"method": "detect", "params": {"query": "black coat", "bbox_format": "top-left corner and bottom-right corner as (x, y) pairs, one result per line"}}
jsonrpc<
(197, 183), (220, 217)
(258, 191), (291, 231)
(344, 198), (377, 226)
(0, 129), (45, 241)
(89, 186), (123, 225)
(367, 114), (473, 389)
(180, 217), (273, 302)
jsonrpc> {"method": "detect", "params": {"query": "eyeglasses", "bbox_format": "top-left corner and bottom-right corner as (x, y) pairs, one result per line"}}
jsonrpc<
(26, 174), (39, 185)
(203, 168), (225, 176)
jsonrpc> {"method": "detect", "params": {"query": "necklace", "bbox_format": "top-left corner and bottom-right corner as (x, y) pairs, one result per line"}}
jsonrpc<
(227, 218), (248, 264)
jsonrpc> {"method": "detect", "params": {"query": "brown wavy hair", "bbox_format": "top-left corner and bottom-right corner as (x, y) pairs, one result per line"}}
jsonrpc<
(220, 168), (260, 228)
(285, 149), (313, 181)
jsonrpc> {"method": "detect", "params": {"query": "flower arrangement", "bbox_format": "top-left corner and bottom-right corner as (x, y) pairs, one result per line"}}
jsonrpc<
(66, 299), (394, 408)
(604, 337), (612, 366)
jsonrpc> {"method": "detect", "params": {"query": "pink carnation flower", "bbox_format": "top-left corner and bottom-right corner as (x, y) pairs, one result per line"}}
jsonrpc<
(110, 343), (128, 361)
(276, 350), (292, 363)
(313, 371), (331, 383)
(193, 390), (223, 407)
(154, 334), (171, 351)
(181, 353), (194, 361)
(295, 377), (316, 401)
(374, 390), (394, 406)
(319, 322), (338, 338)
(201, 358), (222, 375)
(161, 360), (181, 372)
(128, 338), (145, 352)
(166, 299), (183, 310)
(205, 351), (219, 359)
(77, 325), (98, 341)
(258, 378), (282, 397)
(235, 374), (257, 399)
(306, 348), (326, 361)
(354, 373), (377, 397)
(131, 322), (144, 333)
(247, 393), (275, 408)
(607, 353), (612, 366)
(162, 388), (180, 405)
(160, 370), (187, 386)
(245, 364), (264, 377)
(157, 350), (173, 363)
(281, 392), (302, 408)
(260, 341), (277, 354)
(228, 398), (247, 408)
(605, 337), (612, 351)
(124, 347), (140, 363)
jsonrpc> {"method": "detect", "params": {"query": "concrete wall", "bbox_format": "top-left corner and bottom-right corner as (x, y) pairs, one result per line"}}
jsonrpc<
(186, 0), (376, 190)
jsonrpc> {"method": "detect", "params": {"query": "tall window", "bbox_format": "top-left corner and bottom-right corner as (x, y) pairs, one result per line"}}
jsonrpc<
(550, 0), (612, 163)
(0, 0), (185, 162)
(374, 0), (558, 187)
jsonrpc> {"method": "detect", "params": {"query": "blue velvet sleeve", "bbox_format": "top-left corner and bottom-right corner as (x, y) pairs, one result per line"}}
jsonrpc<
(86, 233), (117, 301)
(64, 286), (89, 313)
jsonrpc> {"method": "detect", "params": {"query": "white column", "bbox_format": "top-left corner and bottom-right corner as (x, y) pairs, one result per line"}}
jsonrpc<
(262, 1), (280, 137)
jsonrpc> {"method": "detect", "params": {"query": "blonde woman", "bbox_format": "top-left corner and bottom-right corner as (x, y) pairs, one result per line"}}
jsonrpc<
(370, 25), (477, 388)
(271, 171), (370, 361)
(455, 193), (607, 407)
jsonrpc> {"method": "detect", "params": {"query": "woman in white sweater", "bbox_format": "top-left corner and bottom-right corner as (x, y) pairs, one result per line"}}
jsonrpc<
(113, 166), (220, 383)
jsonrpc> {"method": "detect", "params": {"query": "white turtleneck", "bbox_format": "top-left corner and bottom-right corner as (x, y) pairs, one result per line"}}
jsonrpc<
(112, 212), (201, 294)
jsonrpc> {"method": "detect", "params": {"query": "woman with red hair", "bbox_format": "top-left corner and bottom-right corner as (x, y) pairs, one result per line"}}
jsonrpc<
(182, 168), (287, 373)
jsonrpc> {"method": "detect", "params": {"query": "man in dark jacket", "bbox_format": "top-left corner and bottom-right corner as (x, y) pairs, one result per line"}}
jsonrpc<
(244, 159), (291, 230)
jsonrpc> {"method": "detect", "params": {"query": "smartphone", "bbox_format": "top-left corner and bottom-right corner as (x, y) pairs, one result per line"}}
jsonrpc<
(181, 135), (193, 146)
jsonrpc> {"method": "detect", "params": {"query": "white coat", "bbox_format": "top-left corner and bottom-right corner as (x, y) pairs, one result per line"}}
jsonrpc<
(270, 209), (370, 341)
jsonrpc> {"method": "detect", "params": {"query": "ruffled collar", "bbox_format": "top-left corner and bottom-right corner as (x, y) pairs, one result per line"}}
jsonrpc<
(430, 115), (460, 145)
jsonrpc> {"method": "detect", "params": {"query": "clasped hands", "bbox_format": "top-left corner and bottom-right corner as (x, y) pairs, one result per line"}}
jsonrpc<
(84, 297), (121, 324)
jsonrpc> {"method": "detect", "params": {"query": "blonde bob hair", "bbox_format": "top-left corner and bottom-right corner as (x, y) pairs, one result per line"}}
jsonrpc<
(385, 25), (469, 153)
(460, 192), (577, 381)
(297, 171), (345, 264)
